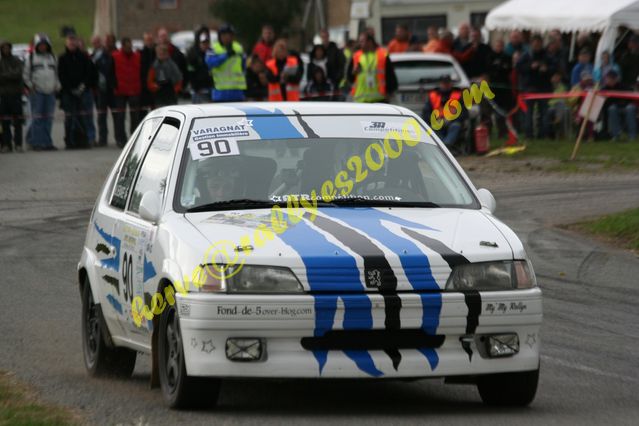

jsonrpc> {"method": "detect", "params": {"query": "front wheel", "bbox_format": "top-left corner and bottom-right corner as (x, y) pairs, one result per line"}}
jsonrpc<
(158, 297), (220, 409)
(81, 280), (136, 377)
(476, 367), (539, 406)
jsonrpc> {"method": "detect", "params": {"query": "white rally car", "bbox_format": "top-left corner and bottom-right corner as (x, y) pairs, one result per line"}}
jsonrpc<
(78, 102), (541, 409)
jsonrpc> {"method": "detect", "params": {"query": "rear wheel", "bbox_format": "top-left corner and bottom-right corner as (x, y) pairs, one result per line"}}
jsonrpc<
(476, 367), (539, 406)
(81, 280), (137, 377)
(158, 298), (220, 409)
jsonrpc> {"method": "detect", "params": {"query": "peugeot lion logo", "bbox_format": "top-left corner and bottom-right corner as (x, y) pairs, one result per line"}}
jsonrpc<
(366, 269), (383, 288)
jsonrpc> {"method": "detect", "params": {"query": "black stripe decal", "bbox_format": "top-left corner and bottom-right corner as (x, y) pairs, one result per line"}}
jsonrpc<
(462, 290), (482, 361)
(293, 110), (320, 138)
(310, 214), (402, 333)
(384, 348), (402, 371)
(101, 275), (119, 295)
(464, 290), (481, 335)
(95, 243), (111, 255)
(400, 227), (470, 268)
(398, 227), (481, 361)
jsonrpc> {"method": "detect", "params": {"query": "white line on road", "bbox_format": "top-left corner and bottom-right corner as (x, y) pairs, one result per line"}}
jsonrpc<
(541, 354), (638, 383)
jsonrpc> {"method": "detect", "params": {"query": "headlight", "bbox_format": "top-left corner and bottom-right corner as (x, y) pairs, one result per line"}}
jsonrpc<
(198, 264), (303, 294)
(445, 260), (536, 291)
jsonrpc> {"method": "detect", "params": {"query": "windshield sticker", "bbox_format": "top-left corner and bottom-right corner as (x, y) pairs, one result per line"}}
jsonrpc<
(270, 194), (402, 202)
(191, 119), (252, 141)
(189, 138), (240, 160)
(361, 121), (420, 140)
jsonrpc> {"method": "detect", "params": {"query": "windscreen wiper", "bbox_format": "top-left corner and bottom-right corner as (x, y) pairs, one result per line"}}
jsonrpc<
(186, 198), (338, 213)
(328, 196), (441, 208)
(186, 199), (277, 213)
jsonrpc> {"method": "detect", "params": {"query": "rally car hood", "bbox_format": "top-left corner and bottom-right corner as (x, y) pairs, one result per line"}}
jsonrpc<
(185, 207), (514, 291)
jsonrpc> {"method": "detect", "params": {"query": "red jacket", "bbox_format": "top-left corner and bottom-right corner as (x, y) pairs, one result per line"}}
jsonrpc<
(252, 40), (273, 63)
(112, 50), (141, 96)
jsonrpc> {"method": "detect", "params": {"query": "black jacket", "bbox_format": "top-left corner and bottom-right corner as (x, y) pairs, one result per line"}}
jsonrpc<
(618, 50), (639, 88)
(488, 50), (512, 85)
(186, 46), (213, 91)
(140, 45), (156, 103)
(0, 43), (24, 96)
(58, 48), (96, 93)
(245, 67), (267, 100)
(91, 48), (116, 92)
(516, 48), (555, 92)
(465, 43), (492, 79)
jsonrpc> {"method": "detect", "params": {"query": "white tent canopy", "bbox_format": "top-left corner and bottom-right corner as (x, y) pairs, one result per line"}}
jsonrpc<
(486, 0), (639, 33)
(486, 0), (639, 65)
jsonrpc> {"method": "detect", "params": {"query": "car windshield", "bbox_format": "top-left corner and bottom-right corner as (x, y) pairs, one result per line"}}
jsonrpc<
(176, 115), (477, 211)
(394, 60), (461, 86)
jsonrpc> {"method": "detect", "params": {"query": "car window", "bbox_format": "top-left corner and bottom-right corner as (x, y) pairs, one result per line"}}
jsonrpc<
(177, 115), (477, 210)
(394, 60), (461, 86)
(110, 118), (162, 210)
(128, 121), (180, 214)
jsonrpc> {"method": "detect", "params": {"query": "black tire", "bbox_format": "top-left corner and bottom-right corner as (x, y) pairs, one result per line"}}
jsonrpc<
(81, 280), (137, 377)
(477, 367), (539, 406)
(158, 297), (220, 409)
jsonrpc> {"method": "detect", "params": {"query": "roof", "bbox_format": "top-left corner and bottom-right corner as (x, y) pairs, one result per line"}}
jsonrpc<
(486, 0), (639, 32)
(150, 102), (412, 119)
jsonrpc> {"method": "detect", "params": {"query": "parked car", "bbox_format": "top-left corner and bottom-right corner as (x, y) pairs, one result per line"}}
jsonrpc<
(171, 30), (217, 55)
(390, 52), (471, 115)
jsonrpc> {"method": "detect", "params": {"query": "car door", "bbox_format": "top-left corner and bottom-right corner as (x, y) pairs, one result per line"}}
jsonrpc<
(113, 118), (181, 341)
(95, 117), (163, 340)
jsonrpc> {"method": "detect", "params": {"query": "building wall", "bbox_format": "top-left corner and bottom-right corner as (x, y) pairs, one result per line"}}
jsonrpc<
(114, 0), (215, 37)
(367, 0), (504, 43)
(327, 0), (352, 28)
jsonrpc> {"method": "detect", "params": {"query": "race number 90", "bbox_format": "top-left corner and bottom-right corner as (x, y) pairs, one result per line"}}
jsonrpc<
(197, 139), (232, 157)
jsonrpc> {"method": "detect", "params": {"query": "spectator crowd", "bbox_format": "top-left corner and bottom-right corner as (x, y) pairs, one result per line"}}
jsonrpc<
(0, 21), (637, 153)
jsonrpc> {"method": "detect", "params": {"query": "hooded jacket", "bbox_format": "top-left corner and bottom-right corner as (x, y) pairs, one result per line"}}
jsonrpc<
(22, 34), (60, 95)
(0, 41), (24, 95)
(186, 27), (213, 91)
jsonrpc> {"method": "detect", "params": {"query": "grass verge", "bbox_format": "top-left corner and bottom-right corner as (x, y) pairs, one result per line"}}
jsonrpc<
(0, 371), (78, 426)
(503, 138), (639, 172)
(0, 0), (94, 53)
(572, 208), (639, 251)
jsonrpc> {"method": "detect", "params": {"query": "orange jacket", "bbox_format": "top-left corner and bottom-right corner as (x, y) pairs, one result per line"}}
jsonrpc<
(266, 56), (300, 101)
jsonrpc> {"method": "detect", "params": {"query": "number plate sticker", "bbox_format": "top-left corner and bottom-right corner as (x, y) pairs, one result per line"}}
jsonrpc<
(189, 138), (240, 160)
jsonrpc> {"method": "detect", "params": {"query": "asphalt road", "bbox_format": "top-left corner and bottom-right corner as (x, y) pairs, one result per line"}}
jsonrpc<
(1, 134), (638, 425)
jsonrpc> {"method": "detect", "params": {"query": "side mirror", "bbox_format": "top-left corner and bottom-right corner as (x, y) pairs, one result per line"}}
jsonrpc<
(477, 188), (497, 214)
(139, 191), (162, 223)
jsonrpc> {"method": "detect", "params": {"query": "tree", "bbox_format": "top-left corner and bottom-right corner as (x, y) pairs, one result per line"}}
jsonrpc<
(211, 0), (303, 49)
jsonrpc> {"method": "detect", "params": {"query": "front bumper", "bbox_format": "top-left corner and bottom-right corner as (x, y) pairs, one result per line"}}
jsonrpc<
(176, 288), (542, 378)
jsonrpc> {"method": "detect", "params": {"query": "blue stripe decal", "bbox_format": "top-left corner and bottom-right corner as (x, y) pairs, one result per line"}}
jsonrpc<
(106, 294), (123, 315)
(233, 106), (303, 139)
(94, 222), (121, 272)
(343, 350), (384, 377)
(277, 216), (379, 376)
(321, 208), (442, 366)
(418, 348), (439, 370)
(341, 294), (374, 330)
(143, 254), (157, 282)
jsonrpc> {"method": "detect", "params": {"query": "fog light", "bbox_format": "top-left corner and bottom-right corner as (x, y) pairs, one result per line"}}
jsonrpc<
(486, 334), (519, 357)
(225, 338), (264, 361)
